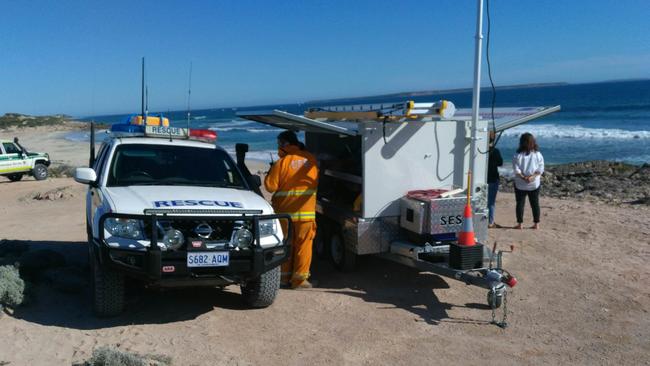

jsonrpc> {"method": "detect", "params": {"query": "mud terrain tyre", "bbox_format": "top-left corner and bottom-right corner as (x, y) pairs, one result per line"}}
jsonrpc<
(91, 255), (125, 317)
(313, 227), (328, 259)
(330, 232), (356, 272)
(32, 163), (48, 181)
(7, 173), (23, 182)
(241, 265), (280, 308)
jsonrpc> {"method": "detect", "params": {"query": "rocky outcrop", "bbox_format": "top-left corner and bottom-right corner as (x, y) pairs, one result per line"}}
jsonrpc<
(499, 161), (650, 205)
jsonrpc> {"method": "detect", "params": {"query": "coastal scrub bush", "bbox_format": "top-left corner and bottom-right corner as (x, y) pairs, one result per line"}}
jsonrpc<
(76, 346), (172, 366)
(0, 265), (25, 311)
(49, 164), (76, 178)
(0, 113), (69, 129)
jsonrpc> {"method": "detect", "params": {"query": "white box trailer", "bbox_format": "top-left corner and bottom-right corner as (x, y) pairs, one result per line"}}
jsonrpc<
(238, 105), (559, 318)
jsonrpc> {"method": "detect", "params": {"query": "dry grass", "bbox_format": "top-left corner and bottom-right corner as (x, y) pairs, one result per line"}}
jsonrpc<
(75, 346), (172, 366)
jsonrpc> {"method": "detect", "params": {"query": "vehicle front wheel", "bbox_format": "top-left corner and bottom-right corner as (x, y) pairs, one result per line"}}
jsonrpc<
(32, 164), (48, 181)
(7, 173), (23, 182)
(241, 265), (280, 308)
(91, 255), (125, 317)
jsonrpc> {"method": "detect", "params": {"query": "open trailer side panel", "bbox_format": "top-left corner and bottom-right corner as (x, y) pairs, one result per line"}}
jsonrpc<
(360, 119), (489, 219)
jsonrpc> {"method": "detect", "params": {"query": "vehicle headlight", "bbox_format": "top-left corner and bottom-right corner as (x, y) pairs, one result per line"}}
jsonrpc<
(232, 228), (253, 249)
(259, 219), (278, 237)
(105, 218), (144, 239)
(162, 229), (184, 250)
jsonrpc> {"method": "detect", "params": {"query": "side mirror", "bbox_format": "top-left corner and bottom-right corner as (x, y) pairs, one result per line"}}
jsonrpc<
(250, 175), (262, 187)
(235, 143), (249, 166)
(74, 167), (97, 185)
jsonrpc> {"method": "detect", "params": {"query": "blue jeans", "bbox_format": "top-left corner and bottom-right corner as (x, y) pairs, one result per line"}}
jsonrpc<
(488, 181), (499, 225)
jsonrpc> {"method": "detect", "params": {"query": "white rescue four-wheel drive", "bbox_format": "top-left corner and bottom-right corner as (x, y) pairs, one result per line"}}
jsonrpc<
(75, 123), (291, 317)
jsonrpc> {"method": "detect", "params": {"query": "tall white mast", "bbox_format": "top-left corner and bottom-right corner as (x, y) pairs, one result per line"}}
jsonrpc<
(469, 0), (484, 193)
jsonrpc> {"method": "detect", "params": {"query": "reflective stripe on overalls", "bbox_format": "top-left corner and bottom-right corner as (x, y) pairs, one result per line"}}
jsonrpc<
(273, 189), (317, 197)
(284, 211), (316, 220)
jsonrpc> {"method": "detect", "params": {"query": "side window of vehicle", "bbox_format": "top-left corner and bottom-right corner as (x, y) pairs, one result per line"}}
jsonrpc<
(3, 143), (20, 154)
(93, 143), (110, 181)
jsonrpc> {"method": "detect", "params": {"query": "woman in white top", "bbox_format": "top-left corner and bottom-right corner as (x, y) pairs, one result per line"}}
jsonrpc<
(512, 133), (544, 229)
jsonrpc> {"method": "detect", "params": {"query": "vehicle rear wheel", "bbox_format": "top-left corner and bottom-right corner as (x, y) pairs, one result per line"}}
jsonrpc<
(330, 231), (356, 272)
(91, 253), (125, 317)
(241, 265), (280, 308)
(7, 173), (23, 182)
(32, 164), (48, 181)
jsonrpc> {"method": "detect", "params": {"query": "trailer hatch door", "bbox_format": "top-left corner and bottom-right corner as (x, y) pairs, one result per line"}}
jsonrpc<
(454, 105), (561, 132)
(237, 110), (359, 136)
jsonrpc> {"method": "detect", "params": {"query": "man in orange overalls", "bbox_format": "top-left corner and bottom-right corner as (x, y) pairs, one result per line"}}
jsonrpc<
(264, 131), (319, 289)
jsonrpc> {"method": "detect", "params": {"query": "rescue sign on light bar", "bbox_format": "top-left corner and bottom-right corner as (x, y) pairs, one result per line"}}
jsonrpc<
(145, 125), (188, 138)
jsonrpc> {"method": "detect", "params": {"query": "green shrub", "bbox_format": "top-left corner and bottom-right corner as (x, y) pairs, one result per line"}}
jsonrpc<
(49, 164), (77, 178)
(0, 265), (25, 310)
(76, 346), (172, 366)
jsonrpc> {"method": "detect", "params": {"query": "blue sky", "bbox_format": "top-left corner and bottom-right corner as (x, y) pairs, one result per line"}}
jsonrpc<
(0, 0), (648, 116)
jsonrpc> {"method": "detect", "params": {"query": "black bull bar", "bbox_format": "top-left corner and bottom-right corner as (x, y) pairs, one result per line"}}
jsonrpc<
(96, 211), (292, 281)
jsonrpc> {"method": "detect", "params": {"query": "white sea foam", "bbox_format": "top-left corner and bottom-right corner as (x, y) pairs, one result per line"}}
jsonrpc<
(210, 127), (281, 133)
(207, 120), (257, 128)
(614, 154), (650, 165)
(63, 130), (109, 142)
(224, 148), (277, 162)
(502, 124), (650, 140)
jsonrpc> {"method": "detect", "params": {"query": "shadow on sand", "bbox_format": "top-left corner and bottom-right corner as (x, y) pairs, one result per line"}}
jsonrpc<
(5, 240), (484, 329)
(308, 255), (455, 325)
(5, 240), (249, 330)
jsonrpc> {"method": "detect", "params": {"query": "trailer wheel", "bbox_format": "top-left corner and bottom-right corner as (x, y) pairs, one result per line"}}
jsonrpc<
(7, 173), (23, 182)
(330, 232), (356, 272)
(313, 225), (329, 259)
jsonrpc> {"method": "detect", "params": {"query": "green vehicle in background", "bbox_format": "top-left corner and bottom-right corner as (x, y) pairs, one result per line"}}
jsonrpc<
(0, 138), (50, 181)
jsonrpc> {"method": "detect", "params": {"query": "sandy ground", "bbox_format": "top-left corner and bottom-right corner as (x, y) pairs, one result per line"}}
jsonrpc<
(1, 127), (649, 365)
(1, 122), (92, 168)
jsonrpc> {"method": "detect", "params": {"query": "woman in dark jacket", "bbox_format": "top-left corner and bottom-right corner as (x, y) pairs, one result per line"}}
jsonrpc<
(487, 131), (503, 228)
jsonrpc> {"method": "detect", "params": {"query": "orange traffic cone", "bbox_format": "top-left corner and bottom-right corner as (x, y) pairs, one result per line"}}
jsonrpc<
(458, 171), (476, 246)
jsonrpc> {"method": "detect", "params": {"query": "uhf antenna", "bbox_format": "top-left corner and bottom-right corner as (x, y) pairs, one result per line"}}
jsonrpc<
(186, 61), (193, 130)
(141, 57), (145, 119)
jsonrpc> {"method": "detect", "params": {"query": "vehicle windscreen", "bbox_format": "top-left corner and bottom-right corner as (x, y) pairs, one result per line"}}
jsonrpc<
(106, 144), (246, 188)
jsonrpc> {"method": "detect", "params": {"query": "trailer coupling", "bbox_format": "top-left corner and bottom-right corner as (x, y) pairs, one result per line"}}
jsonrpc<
(381, 241), (518, 327)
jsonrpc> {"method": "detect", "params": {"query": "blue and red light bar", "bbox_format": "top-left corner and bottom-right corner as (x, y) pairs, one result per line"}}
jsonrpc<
(189, 129), (217, 142)
(110, 122), (217, 143)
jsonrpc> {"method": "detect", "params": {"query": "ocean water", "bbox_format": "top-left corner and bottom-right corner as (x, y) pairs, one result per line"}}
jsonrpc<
(77, 79), (650, 165)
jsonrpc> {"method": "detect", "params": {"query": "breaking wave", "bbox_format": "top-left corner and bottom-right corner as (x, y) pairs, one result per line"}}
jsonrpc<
(502, 124), (650, 140)
(209, 127), (281, 133)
